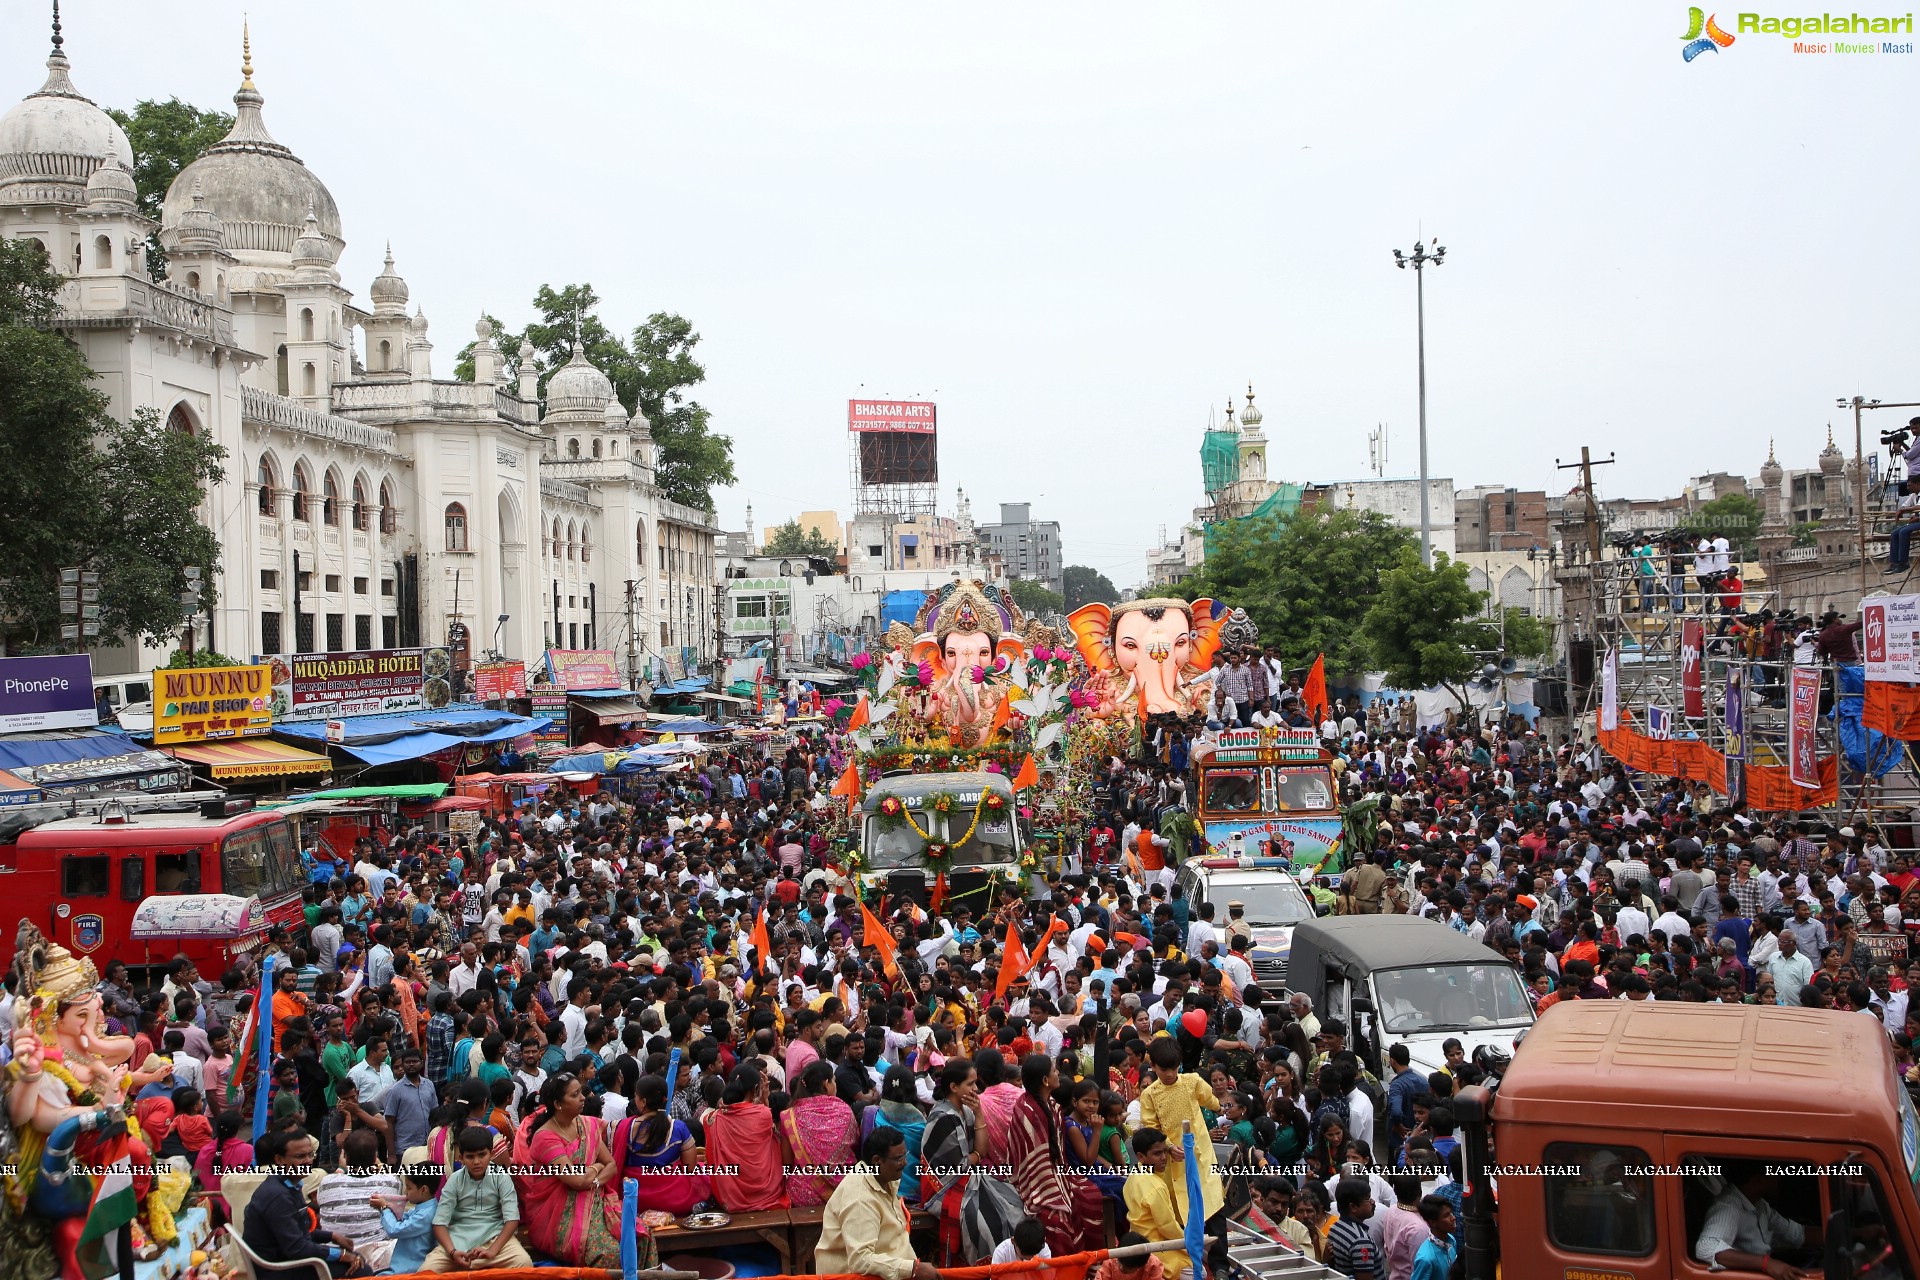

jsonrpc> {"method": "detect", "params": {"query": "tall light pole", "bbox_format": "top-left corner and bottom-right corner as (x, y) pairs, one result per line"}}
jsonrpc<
(1393, 238), (1446, 566)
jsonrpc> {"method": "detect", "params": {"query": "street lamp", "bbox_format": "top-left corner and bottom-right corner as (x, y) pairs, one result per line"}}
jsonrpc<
(1393, 238), (1446, 566)
(1838, 395), (1920, 599)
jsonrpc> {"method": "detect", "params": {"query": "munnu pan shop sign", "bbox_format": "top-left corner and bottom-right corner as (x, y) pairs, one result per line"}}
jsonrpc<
(152, 664), (273, 746)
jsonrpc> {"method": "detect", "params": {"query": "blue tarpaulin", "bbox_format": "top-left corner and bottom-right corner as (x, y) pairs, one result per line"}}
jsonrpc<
(881, 590), (925, 630)
(654, 678), (710, 696)
(1836, 662), (1899, 778)
(276, 706), (552, 767)
(547, 748), (676, 775)
(654, 719), (726, 735)
(0, 730), (140, 773)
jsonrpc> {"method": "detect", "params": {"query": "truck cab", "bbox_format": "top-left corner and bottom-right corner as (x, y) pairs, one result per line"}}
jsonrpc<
(856, 770), (1021, 913)
(1455, 1000), (1920, 1280)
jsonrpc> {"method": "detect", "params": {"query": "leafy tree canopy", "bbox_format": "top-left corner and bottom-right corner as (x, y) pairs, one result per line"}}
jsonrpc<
(165, 649), (244, 669)
(0, 239), (226, 649)
(1178, 508), (1416, 677)
(1009, 577), (1066, 618)
(1358, 551), (1549, 710)
(104, 98), (232, 279)
(764, 520), (838, 557)
(1677, 492), (1761, 557)
(1063, 565), (1119, 611)
(456, 284), (736, 511)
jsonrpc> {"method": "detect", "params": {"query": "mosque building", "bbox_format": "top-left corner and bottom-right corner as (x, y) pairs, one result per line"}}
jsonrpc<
(0, 10), (718, 687)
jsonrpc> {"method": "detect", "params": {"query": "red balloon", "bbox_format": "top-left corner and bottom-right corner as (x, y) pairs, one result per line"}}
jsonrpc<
(1181, 1008), (1209, 1038)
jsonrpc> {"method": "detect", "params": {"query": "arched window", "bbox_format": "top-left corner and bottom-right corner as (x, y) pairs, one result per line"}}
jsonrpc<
(609, 439), (620, 457)
(581, 526), (592, 564)
(276, 345), (289, 395)
(166, 403), (195, 435)
(657, 528), (668, 571)
(185, 270), (201, 292)
(257, 457), (276, 515)
(301, 363), (316, 396)
(378, 480), (397, 535)
(566, 520), (577, 561)
(591, 438), (602, 459)
(567, 438), (580, 459)
(93, 235), (111, 270)
(300, 308), (314, 341)
(636, 519), (648, 567)
(322, 472), (340, 526)
(291, 463), (312, 522)
(551, 520), (562, 560)
(214, 273), (224, 298)
(445, 503), (469, 552)
(351, 477), (369, 531)
(377, 339), (391, 372)
(71, 241), (81, 274)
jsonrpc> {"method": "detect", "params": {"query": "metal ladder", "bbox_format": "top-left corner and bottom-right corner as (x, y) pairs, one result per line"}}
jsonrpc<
(1221, 1219), (1346, 1280)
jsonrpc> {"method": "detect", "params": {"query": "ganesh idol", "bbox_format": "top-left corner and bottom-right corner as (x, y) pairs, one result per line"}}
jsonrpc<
(1067, 596), (1229, 725)
(894, 580), (1029, 746)
(4, 921), (183, 1280)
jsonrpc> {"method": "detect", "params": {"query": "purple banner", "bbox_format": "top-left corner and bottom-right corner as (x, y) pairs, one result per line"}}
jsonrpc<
(0, 654), (97, 734)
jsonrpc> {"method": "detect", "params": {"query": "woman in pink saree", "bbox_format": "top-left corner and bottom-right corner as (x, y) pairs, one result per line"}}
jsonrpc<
(615, 1074), (711, 1215)
(512, 1075), (657, 1268)
(1006, 1053), (1105, 1255)
(972, 1047), (1024, 1166)
(776, 1059), (857, 1207)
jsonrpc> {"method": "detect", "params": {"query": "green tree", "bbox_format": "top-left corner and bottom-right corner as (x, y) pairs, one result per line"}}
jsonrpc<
(1179, 508), (1416, 677)
(1358, 552), (1548, 711)
(1009, 577), (1066, 617)
(455, 285), (736, 511)
(104, 98), (232, 280)
(764, 520), (838, 557)
(0, 238), (226, 649)
(1679, 492), (1761, 557)
(1062, 565), (1119, 611)
(164, 648), (243, 669)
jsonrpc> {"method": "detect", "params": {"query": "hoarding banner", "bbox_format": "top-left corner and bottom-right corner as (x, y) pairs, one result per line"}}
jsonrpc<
(1724, 668), (1746, 805)
(546, 650), (623, 691)
(1600, 645), (1620, 732)
(531, 692), (571, 750)
(0, 654), (96, 734)
(1863, 593), (1920, 684)
(153, 664), (273, 746)
(473, 660), (528, 702)
(847, 400), (937, 434)
(1788, 664), (1821, 789)
(265, 648), (454, 720)
(1681, 618), (1705, 718)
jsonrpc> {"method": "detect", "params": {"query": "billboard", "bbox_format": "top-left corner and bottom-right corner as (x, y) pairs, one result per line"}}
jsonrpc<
(1788, 664), (1821, 789)
(1681, 619), (1704, 718)
(1863, 593), (1920, 684)
(0, 654), (97, 734)
(545, 650), (624, 691)
(264, 648), (454, 721)
(847, 400), (937, 434)
(473, 660), (529, 702)
(152, 664), (273, 746)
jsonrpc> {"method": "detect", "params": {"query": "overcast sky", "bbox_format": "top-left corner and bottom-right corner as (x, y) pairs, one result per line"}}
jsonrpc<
(18, 3), (1919, 587)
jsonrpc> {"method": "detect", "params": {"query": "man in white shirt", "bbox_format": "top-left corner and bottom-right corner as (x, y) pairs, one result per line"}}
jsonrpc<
(448, 944), (482, 999)
(1614, 899), (1652, 944)
(1186, 903), (1218, 957)
(560, 980), (591, 1056)
(348, 1038), (395, 1110)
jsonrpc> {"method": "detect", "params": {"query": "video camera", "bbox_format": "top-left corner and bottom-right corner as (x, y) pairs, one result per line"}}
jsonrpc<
(1882, 417), (1920, 453)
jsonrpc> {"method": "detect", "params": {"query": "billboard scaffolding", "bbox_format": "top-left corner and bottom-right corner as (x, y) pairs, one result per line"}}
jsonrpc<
(849, 399), (938, 517)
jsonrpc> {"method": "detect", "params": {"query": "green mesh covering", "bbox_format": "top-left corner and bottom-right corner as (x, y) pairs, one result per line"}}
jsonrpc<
(1202, 484), (1306, 553)
(1201, 430), (1241, 495)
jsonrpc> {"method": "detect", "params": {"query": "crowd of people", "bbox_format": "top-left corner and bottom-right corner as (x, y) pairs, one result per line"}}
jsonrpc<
(10, 692), (1913, 1280)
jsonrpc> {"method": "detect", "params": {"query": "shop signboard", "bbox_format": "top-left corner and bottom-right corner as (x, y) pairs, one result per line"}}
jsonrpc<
(473, 660), (529, 701)
(152, 664), (273, 746)
(0, 654), (96, 733)
(264, 648), (454, 720)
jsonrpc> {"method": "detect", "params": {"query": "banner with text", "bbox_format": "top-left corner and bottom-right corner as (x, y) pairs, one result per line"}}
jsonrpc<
(1681, 619), (1705, 718)
(1600, 645), (1620, 732)
(472, 660), (528, 702)
(1863, 593), (1920, 684)
(0, 654), (96, 734)
(265, 648), (453, 720)
(545, 650), (623, 691)
(847, 399), (937, 434)
(1789, 664), (1821, 789)
(153, 664), (273, 746)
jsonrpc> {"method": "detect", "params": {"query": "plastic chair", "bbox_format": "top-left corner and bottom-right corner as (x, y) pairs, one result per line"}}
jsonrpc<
(227, 1233), (331, 1280)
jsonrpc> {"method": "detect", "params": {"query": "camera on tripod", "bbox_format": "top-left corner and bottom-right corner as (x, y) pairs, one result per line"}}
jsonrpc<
(1883, 417), (1920, 454)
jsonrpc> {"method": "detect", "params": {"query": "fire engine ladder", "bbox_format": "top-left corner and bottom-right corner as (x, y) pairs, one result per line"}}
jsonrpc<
(1222, 1219), (1346, 1279)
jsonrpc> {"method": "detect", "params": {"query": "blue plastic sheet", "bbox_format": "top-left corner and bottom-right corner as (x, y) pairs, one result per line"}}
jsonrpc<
(1836, 663), (1899, 778)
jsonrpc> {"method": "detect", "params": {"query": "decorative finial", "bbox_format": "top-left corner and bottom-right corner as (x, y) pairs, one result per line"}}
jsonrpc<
(1827, 422), (1835, 447)
(51, 0), (63, 52)
(1768, 437), (1776, 463)
(384, 242), (394, 269)
(241, 17), (254, 91)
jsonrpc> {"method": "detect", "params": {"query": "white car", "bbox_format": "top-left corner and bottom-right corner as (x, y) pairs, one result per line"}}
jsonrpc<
(1175, 855), (1319, 992)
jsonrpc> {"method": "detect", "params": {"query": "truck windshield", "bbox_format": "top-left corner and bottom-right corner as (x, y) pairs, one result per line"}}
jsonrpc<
(1275, 767), (1335, 811)
(221, 820), (303, 901)
(861, 805), (1018, 870)
(1204, 769), (1261, 813)
(1375, 963), (1535, 1033)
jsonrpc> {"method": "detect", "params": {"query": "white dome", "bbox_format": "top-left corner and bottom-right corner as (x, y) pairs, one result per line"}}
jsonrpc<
(160, 35), (342, 271)
(1240, 385), (1264, 430)
(543, 342), (616, 419)
(0, 26), (132, 209)
(290, 202), (336, 275)
(369, 244), (408, 315)
(84, 154), (137, 209)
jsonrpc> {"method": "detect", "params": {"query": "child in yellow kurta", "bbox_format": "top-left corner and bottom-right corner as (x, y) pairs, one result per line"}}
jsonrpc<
(1136, 1038), (1225, 1221)
(1122, 1129), (1193, 1280)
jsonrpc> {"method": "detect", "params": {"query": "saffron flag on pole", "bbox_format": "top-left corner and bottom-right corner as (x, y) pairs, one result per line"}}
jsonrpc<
(1302, 654), (1329, 724)
(1022, 915), (1067, 982)
(995, 919), (1029, 1000)
(861, 899), (901, 980)
(829, 758), (863, 813)
(749, 907), (772, 975)
(846, 693), (871, 731)
(1011, 753), (1039, 792)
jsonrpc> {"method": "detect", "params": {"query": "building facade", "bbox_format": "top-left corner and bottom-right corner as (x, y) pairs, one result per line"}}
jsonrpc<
(978, 501), (1063, 595)
(0, 22), (717, 685)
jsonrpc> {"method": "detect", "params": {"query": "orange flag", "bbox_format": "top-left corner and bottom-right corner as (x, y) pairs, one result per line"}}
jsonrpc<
(994, 918), (1030, 1000)
(1024, 915), (1066, 978)
(749, 907), (772, 974)
(846, 693), (871, 731)
(829, 758), (862, 812)
(1302, 654), (1329, 724)
(1011, 753), (1039, 792)
(860, 899), (900, 980)
(989, 693), (1011, 737)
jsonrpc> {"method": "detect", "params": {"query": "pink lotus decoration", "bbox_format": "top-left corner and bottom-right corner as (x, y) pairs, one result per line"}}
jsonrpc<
(1033, 645), (1052, 662)
(985, 762), (1003, 773)
(968, 665), (986, 685)
(850, 652), (872, 670)
(994, 655), (1011, 673)
(822, 698), (844, 715)
(918, 661), (935, 685)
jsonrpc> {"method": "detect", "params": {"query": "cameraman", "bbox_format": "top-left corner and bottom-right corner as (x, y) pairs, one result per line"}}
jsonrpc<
(1884, 475), (1920, 576)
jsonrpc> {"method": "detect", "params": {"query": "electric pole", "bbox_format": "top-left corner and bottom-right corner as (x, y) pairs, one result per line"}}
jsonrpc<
(1556, 447), (1616, 641)
(624, 579), (639, 691)
(1393, 237), (1446, 566)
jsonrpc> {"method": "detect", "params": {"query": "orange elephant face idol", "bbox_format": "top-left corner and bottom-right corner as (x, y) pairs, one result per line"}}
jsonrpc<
(1113, 605), (1195, 713)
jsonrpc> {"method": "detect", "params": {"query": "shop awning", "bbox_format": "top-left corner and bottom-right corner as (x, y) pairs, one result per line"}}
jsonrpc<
(0, 768), (42, 806)
(653, 718), (727, 735)
(0, 729), (140, 773)
(564, 687), (638, 699)
(653, 678), (711, 696)
(696, 692), (750, 705)
(294, 783), (449, 800)
(167, 739), (334, 779)
(579, 697), (649, 725)
(275, 708), (553, 768)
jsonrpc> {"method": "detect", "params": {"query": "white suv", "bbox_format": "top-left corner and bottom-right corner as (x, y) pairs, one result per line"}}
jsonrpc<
(1175, 855), (1320, 992)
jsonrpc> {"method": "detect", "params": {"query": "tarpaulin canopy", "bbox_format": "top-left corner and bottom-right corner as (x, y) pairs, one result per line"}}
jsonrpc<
(563, 687), (639, 699)
(0, 730), (142, 773)
(276, 708), (551, 767)
(166, 738), (334, 779)
(653, 719), (727, 735)
(294, 783), (449, 800)
(546, 748), (677, 776)
(580, 698), (649, 725)
(653, 678), (710, 696)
